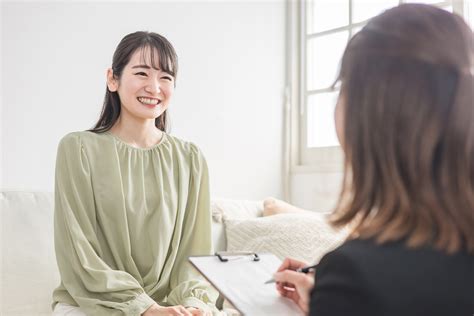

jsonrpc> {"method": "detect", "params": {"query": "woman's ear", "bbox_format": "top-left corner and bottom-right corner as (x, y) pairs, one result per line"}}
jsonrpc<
(106, 68), (118, 92)
(335, 91), (345, 147)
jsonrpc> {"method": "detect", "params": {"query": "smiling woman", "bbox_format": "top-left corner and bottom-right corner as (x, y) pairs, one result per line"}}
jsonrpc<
(92, 32), (177, 136)
(51, 31), (219, 316)
(110, 53), (174, 115)
(103, 47), (176, 147)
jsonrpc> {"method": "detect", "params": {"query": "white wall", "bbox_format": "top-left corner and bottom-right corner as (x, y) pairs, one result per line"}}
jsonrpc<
(0, 2), (3, 195)
(291, 172), (343, 211)
(1, 1), (285, 200)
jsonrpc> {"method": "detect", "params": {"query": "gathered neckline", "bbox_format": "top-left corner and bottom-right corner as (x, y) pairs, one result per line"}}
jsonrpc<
(104, 131), (168, 151)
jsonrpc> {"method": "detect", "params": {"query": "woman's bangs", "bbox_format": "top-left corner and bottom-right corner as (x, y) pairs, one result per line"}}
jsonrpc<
(139, 45), (176, 77)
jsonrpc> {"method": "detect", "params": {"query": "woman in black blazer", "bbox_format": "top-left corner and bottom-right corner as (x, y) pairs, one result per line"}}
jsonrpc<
(274, 4), (474, 316)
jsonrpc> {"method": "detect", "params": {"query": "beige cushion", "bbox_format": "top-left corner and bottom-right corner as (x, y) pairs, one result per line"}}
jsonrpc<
(225, 213), (347, 264)
(211, 199), (263, 223)
(262, 197), (310, 216)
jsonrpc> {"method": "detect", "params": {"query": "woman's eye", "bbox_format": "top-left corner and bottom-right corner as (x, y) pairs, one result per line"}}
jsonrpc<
(135, 72), (147, 77)
(162, 76), (173, 81)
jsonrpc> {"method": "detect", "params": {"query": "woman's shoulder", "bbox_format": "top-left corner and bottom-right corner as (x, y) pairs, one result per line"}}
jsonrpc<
(57, 131), (113, 157)
(326, 238), (422, 261)
(165, 134), (204, 158)
(315, 240), (473, 316)
(321, 237), (471, 275)
(328, 238), (382, 257)
(334, 237), (471, 257)
(165, 135), (208, 175)
(59, 130), (106, 145)
(317, 239), (373, 273)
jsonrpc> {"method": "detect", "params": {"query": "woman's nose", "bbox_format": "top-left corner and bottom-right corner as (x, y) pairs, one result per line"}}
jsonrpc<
(145, 78), (161, 94)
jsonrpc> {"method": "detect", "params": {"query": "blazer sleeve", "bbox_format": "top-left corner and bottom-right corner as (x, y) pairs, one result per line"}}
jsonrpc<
(54, 134), (155, 316)
(165, 144), (219, 311)
(310, 247), (377, 316)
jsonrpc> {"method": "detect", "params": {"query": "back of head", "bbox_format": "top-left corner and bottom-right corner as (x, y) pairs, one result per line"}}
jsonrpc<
(332, 4), (474, 253)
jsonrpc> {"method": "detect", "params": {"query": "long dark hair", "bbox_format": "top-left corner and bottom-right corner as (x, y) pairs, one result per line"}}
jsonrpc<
(90, 31), (178, 133)
(331, 4), (474, 253)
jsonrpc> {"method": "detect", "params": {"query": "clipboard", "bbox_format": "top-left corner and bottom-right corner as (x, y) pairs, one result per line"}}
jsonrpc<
(189, 252), (304, 316)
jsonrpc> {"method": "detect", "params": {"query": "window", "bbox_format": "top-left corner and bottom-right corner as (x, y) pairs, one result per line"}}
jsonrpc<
(289, 0), (472, 170)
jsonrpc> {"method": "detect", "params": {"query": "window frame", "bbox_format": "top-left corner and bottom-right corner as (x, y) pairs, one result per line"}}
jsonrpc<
(289, 0), (470, 174)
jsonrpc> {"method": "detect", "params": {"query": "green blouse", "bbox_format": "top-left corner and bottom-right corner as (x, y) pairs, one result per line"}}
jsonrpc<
(52, 131), (217, 315)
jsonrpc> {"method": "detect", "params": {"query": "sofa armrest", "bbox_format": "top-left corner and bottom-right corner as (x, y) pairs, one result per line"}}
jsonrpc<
(210, 198), (263, 253)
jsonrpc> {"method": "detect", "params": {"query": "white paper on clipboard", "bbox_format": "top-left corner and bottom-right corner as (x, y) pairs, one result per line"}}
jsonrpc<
(189, 253), (304, 316)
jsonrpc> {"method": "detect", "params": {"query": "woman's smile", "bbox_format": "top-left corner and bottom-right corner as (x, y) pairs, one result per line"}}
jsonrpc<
(137, 96), (161, 108)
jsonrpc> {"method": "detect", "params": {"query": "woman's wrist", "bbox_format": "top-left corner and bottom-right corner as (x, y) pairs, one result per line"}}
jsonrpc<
(142, 303), (160, 315)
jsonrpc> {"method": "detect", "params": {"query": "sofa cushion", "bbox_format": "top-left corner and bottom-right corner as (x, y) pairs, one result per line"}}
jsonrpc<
(262, 197), (311, 216)
(211, 199), (263, 223)
(1, 191), (59, 315)
(225, 213), (347, 264)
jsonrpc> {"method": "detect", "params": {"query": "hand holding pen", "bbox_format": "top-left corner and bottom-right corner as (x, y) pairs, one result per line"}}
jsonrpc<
(269, 257), (316, 314)
(264, 263), (318, 284)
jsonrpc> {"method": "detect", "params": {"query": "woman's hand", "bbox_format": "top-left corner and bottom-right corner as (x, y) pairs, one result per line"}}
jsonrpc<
(186, 307), (212, 316)
(273, 258), (315, 314)
(142, 303), (204, 316)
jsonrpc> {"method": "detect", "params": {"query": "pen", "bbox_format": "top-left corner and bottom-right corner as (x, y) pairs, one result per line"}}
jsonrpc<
(264, 263), (318, 284)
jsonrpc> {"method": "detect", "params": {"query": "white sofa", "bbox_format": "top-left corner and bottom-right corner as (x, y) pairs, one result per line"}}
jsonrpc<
(1, 191), (345, 316)
(1, 190), (263, 316)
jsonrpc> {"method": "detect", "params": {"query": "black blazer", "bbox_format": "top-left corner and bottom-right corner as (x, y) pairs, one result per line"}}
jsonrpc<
(310, 238), (473, 316)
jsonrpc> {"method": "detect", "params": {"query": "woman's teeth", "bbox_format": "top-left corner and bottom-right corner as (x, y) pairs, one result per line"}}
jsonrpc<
(138, 97), (160, 105)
